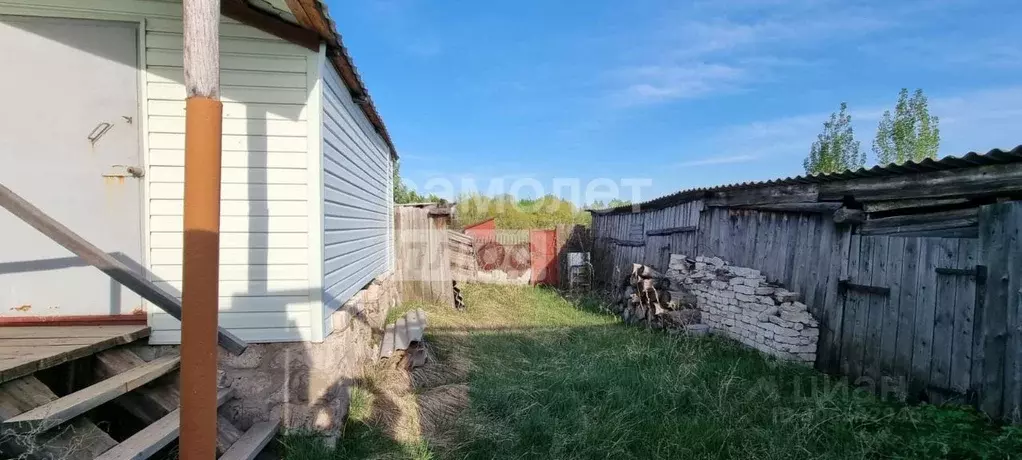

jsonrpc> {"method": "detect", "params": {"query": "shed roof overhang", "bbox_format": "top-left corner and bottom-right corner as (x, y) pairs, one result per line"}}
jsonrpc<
(225, 0), (399, 161)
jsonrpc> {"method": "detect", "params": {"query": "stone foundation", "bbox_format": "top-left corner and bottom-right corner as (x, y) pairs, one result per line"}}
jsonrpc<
(217, 272), (399, 435)
(667, 254), (819, 364)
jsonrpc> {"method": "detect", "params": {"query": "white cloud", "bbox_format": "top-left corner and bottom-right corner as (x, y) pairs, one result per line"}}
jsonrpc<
(694, 85), (1022, 165)
(674, 154), (760, 167)
(608, 1), (897, 105)
(928, 86), (1022, 155)
(615, 63), (746, 105)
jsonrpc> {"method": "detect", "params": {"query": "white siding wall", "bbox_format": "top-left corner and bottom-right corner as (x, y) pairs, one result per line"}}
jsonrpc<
(0, 0), (319, 342)
(320, 62), (394, 336)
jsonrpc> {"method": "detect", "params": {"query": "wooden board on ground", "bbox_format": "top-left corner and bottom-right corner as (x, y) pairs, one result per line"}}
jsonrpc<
(0, 325), (150, 384)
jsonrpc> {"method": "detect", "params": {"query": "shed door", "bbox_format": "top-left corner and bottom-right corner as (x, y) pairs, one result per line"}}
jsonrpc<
(0, 16), (143, 318)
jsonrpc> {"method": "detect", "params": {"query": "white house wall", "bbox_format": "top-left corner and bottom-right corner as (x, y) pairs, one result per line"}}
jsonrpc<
(320, 61), (394, 336)
(0, 0), (319, 343)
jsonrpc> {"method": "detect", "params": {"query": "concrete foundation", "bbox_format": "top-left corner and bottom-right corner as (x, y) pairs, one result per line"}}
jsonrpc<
(216, 272), (398, 435)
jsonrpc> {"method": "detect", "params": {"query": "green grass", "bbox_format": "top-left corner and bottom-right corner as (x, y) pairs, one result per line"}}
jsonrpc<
(281, 284), (1021, 460)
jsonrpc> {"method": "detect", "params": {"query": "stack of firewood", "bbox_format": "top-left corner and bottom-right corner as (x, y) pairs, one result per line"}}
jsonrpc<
(612, 263), (702, 332)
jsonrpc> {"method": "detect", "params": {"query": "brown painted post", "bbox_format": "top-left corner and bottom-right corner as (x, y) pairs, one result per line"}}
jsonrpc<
(180, 0), (222, 458)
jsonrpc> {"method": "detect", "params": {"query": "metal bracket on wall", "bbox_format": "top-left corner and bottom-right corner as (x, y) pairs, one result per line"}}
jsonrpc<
(935, 265), (988, 283)
(837, 279), (891, 296)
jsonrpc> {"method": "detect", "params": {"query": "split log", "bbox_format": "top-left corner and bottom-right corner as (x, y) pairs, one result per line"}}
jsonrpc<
(640, 265), (663, 279)
(618, 261), (704, 331)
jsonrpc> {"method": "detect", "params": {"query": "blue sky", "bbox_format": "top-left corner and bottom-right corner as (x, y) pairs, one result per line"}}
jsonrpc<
(330, 0), (1022, 203)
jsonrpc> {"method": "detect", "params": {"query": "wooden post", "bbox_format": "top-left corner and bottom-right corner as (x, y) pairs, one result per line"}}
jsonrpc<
(977, 202), (1022, 420)
(180, 0), (222, 458)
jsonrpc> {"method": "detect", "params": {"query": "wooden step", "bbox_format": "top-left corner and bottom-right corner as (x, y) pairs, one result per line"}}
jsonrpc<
(219, 420), (281, 460)
(0, 324), (150, 384)
(94, 387), (234, 460)
(3, 354), (180, 433)
(0, 375), (117, 459)
(94, 348), (244, 455)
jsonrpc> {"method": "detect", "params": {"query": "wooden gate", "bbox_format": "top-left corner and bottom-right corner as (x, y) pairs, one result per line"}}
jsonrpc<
(835, 234), (984, 403)
(530, 229), (558, 285)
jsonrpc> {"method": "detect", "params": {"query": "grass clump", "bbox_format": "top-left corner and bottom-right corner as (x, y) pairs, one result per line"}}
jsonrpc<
(283, 284), (1020, 459)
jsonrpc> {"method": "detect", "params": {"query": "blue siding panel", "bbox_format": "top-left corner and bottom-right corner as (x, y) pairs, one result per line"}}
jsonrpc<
(321, 63), (393, 320)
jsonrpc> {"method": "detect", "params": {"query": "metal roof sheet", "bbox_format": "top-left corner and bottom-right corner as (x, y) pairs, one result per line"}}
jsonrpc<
(592, 145), (1022, 215)
(270, 0), (398, 160)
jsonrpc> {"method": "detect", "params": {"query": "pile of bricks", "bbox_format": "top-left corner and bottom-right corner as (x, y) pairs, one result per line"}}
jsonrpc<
(666, 254), (819, 364)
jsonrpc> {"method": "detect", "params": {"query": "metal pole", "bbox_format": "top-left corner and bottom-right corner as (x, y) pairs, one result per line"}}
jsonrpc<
(180, 0), (222, 458)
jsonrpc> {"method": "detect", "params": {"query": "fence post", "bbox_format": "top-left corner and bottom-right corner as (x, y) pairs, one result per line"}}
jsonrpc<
(977, 202), (1022, 420)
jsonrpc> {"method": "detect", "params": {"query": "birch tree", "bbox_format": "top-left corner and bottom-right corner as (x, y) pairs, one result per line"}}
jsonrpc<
(872, 88), (940, 164)
(803, 102), (865, 175)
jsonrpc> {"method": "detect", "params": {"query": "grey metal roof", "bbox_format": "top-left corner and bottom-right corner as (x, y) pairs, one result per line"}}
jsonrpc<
(267, 0), (399, 160)
(592, 145), (1022, 215)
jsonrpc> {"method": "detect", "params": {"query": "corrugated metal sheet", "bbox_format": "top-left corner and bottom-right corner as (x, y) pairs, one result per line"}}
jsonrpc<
(594, 146), (1022, 215)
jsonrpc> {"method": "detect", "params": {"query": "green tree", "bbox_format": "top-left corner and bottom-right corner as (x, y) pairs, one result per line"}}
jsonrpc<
(803, 102), (865, 175)
(592, 199), (629, 210)
(392, 161), (444, 204)
(872, 88), (940, 165)
(454, 193), (590, 229)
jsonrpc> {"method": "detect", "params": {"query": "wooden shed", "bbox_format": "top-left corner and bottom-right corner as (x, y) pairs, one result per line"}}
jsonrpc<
(591, 146), (1022, 420)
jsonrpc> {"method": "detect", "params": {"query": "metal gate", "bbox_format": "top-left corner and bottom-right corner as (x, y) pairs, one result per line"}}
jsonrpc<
(530, 229), (558, 285)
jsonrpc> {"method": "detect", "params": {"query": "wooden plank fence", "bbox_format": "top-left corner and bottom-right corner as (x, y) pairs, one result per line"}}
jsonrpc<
(448, 230), (476, 282)
(394, 205), (454, 307)
(592, 200), (1022, 421)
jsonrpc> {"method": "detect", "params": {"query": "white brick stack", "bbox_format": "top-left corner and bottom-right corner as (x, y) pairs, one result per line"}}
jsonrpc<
(666, 254), (819, 364)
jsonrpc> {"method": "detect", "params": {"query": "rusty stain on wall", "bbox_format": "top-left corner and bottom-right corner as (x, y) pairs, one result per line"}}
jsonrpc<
(103, 176), (126, 186)
(11, 304), (32, 312)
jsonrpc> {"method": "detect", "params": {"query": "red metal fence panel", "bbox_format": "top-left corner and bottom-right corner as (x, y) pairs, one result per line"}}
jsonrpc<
(529, 229), (558, 285)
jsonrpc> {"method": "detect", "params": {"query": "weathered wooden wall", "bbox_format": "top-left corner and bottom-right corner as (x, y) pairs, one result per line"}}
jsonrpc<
(448, 230), (475, 282)
(592, 200), (1022, 421)
(591, 201), (702, 284)
(394, 206), (454, 307)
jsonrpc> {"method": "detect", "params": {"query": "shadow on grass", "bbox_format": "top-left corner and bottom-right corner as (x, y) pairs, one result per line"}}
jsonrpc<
(280, 284), (1021, 460)
(430, 324), (1021, 460)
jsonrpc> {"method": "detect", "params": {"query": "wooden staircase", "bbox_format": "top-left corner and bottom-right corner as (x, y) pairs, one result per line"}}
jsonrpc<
(0, 328), (279, 459)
